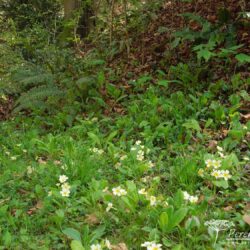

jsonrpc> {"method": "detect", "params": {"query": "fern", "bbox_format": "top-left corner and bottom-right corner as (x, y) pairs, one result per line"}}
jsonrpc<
(14, 85), (65, 113)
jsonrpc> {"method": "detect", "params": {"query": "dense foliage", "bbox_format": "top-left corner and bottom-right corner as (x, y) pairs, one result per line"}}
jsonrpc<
(0, 0), (249, 249)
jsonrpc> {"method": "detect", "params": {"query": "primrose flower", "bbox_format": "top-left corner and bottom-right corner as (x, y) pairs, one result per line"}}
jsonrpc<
(61, 182), (70, 190)
(205, 159), (213, 168)
(189, 195), (198, 204)
(211, 170), (221, 179)
(105, 239), (112, 249)
(90, 244), (102, 250)
(148, 243), (162, 250)
(141, 241), (162, 250)
(60, 188), (70, 197)
(138, 188), (148, 195)
(141, 241), (155, 248)
(147, 160), (155, 168)
(135, 140), (141, 145)
(27, 166), (34, 175)
(198, 168), (204, 177)
(217, 146), (223, 152)
(120, 155), (127, 161)
(212, 160), (221, 169)
(149, 196), (157, 206)
(221, 170), (232, 181)
(106, 202), (113, 212)
(114, 162), (121, 169)
(183, 191), (190, 200)
(112, 186), (127, 196)
(59, 175), (68, 183)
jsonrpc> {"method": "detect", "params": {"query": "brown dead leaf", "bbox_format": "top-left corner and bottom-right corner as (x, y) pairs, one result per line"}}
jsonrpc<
(111, 243), (128, 250)
(85, 214), (100, 225)
(243, 214), (250, 225)
(208, 140), (217, 150)
(27, 200), (43, 215)
(223, 205), (233, 211)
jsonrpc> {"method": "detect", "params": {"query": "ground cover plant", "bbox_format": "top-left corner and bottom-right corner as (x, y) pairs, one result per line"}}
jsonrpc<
(0, 0), (249, 249)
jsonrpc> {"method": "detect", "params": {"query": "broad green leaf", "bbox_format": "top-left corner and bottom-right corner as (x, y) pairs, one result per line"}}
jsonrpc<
(213, 180), (229, 189)
(172, 208), (188, 228)
(70, 240), (85, 250)
(62, 228), (81, 242)
(159, 212), (169, 231)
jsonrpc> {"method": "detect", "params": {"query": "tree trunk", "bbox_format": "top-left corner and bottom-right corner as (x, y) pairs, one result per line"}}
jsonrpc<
(63, 0), (81, 19)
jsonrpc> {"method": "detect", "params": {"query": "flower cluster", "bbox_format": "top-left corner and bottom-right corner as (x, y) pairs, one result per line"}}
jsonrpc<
(141, 241), (162, 250)
(201, 154), (232, 181)
(131, 140), (150, 162)
(90, 147), (104, 155)
(90, 239), (112, 250)
(58, 175), (71, 197)
(211, 169), (232, 181)
(183, 191), (198, 204)
(112, 186), (127, 196)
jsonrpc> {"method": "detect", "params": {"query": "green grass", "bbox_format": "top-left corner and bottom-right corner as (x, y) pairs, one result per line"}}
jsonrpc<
(0, 79), (249, 249)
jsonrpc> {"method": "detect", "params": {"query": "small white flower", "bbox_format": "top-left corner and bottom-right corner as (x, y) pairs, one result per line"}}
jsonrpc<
(23, 149), (27, 153)
(59, 175), (68, 183)
(11, 156), (17, 160)
(148, 243), (162, 250)
(105, 239), (112, 249)
(221, 170), (232, 181)
(112, 186), (127, 196)
(149, 196), (157, 206)
(141, 241), (155, 248)
(5, 151), (10, 155)
(212, 160), (221, 169)
(114, 162), (121, 169)
(135, 140), (141, 145)
(27, 166), (34, 175)
(90, 244), (102, 250)
(106, 202), (113, 212)
(131, 147), (137, 151)
(48, 191), (52, 196)
(61, 182), (70, 190)
(189, 195), (198, 204)
(102, 187), (109, 193)
(198, 168), (204, 177)
(183, 191), (190, 200)
(218, 152), (225, 158)
(60, 188), (70, 197)
(211, 170), (221, 179)
(147, 160), (155, 168)
(205, 159), (213, 168)
(138, 188), (148, 195)
(120, 155), (127, 161)
(217, 146), (223, 152)
(243, 156), (249, 161)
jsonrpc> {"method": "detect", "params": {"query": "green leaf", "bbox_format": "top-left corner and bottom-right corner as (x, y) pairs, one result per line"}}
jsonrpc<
(197, 48), (215, 61)
(87, 132), (101, 146)
(70, 240), (85, 250)
(235, 53), (250, 64)
(212, 180), (229, 189)
(159, 212), (169, 231)
(62, 228), (81, 242)
(183, 119), (201, 132)
(171, 208), (188, 228)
